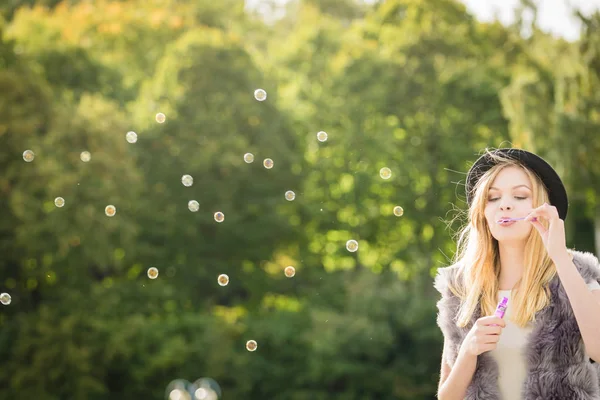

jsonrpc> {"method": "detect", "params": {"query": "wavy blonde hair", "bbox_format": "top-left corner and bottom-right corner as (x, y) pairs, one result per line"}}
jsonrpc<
(451, 149), (557, 328)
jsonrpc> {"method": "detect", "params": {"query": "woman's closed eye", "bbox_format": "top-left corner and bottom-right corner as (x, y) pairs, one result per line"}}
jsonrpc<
(488, 196), (527, 202)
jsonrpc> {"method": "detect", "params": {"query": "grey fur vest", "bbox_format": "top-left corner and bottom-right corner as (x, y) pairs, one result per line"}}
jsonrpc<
(434, 250), (600, 400)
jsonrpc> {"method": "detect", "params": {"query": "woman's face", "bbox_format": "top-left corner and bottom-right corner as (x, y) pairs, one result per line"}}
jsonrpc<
(484, 166), (535, 243)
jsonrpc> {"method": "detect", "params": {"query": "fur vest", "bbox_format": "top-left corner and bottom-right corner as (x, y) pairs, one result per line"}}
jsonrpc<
(434, 250), (600, 399)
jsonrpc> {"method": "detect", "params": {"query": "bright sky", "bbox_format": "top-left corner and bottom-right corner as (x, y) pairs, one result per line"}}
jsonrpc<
(245, 0), (600, 41)
(461, 0), (600, 41)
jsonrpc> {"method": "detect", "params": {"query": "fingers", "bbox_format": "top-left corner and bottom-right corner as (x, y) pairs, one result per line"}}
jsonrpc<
(525, 202), (560, 222)
(477, 316), (506, 328)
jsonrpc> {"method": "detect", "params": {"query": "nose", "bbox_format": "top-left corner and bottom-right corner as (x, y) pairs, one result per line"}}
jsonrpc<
(500, 203), (512, 211)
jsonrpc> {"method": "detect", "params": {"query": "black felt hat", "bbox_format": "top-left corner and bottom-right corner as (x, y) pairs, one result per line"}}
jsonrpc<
(466, 148), (569, 221)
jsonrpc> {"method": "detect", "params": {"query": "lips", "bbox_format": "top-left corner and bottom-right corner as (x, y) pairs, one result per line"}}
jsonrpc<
(498, 220), (516, 226)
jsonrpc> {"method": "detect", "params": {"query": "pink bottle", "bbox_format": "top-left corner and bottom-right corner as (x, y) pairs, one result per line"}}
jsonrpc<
(490, 296), (508, 326)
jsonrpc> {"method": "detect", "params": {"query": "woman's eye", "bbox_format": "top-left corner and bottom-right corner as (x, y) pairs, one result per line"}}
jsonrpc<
(488, 197), (527, 202)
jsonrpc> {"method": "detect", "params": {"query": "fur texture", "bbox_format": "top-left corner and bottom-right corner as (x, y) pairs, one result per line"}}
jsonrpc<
(434, 250), (600, 399)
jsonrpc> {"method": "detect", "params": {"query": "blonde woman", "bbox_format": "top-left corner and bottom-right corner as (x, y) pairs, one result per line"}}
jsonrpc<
(434, 148), (600, 400)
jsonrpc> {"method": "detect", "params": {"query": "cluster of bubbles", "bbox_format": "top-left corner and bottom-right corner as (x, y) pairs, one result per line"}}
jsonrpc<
(166, 377), (222, 400)
(17, 90), (407, 394)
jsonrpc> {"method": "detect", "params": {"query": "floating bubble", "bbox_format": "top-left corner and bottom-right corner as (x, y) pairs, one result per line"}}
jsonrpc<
(214, 212), (224, 223)
(243, 153), (254, 163)
(285, 190), (296, 201)
(126, 131), (137, 143)
(317, 131), (328, 142)
(379, 167), (392, 180)
(188, 200), (199, 212)
(54, 197), (65, 208)
(168, 389), (190, 400)
(246, 340), (258, 352)
(254, 89), (267, 101)
(23, 150), (35, 162)
(263, 158), (274, 169)
(80, 151), (91, 162)
(192, 377), (222, 400)
(217, 274), (229, 286)
(156, 112), (166, 123)
(166, 380), (191, 400)
(105, 205), (116, 217)
(346, 239), (359, 252)
(147, 267), (159, 279)
(393, 206), (404, 217)
(181, 174), (193, 187)
(0, 293), (11, 305)
(284, 266), (295, 278)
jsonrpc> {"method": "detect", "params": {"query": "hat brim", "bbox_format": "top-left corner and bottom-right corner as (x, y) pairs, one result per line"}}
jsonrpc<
(466, 149), (568, 221)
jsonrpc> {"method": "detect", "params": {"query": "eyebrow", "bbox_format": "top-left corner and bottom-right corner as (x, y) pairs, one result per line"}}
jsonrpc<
(489, 185), (531, 191)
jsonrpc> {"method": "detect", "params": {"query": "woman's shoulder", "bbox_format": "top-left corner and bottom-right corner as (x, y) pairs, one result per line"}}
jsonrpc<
(569, 249), (600, 283)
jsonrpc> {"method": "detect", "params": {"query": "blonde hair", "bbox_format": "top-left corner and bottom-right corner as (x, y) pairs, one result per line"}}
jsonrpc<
(451, 149), (556, 328)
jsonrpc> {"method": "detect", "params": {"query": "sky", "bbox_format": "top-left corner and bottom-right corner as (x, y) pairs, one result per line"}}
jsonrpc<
(246, 0), (600, 41)
(461, 0), (600, 41)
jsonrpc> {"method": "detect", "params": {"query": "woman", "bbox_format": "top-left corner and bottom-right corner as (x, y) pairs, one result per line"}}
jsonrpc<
(434, 148), (600, 400)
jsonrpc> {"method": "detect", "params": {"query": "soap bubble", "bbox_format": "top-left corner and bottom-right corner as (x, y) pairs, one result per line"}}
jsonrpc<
(23, 150), (35, 162)
(254, 89), (267, 101)
(0, 293), (11, 305)
(246, 340), (258, 351)
(263, 158), (274, 169)
(393, 206), (404, 217)
(217, 274), (229, 286)
(285, 190), (295, 201)
(243, 153), (254, 163)
(181, 174), (193, 187)
(346, 239), (358, 252)
(317, 131), (328, 142)
(105, 205), (116, 217)
(80, 151), (91, 162)
(214, 212), (224, 223)
(147, 267), (159, 279)
(54, 197), (65, 208)
(284, 266), (295, 278)
(126, 131), (138, 143)
(188, 200), (199, 212)
(156, 112), (166, 123)
(379, 167), (392, 180)
(192, 377), (222, 400)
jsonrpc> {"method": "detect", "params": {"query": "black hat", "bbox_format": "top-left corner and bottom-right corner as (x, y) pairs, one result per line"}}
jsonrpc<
(466, 148), (569, 221)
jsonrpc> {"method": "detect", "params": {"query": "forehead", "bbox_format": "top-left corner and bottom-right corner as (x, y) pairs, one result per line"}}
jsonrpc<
(489, 166), (531, 190)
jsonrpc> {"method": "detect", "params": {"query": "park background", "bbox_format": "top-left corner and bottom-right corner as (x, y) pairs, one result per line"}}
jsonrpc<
(1, 0), (600, 398)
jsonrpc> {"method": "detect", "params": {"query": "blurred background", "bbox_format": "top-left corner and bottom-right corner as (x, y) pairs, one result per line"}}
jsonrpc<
(1, 0), (600, 398)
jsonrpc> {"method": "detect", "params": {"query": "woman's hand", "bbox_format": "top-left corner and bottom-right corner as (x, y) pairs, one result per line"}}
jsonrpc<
(460, 316), (506, 357)
(525, 202), (568, 261)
